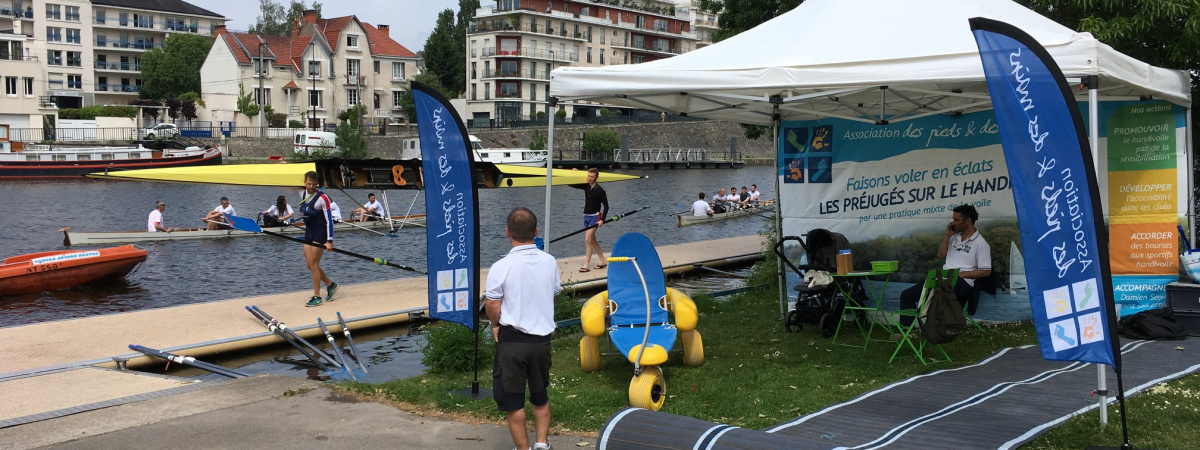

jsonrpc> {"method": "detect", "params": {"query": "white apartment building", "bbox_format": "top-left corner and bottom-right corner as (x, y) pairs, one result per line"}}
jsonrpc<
(199, 12), (421, 129)
(0, 0), (224, 129)
(465, 0), (698, 126)
(675, 0), (718, 48)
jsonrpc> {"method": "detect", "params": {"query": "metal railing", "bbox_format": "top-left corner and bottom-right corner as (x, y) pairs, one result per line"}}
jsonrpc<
(481, 46), (578, 62)
(483, 69), (550, 80)
(95, 61), (141, 71)
(618, 148), (740, 163)
(468, 113), (706, 130)
(0, 6), (33, 18)
(94, 83), (141, 92)
(7, 127), (138, 142)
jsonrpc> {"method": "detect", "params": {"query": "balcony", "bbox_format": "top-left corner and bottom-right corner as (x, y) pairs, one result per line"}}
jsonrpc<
(481, 47), (578, 62)
(95, 61), (140, 71)
(95, 83), (140, 93)
(485, 0), (679, 20)
(109, 41), (162, 51)
(469, 22), (585, 41)
(483, 69), (549, 81)
(344, 74), (364, 86)
(164, 21), (199, 33)
(610, 40), (681, 56)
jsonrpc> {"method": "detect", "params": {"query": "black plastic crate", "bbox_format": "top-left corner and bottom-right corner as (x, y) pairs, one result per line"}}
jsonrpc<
(1165, 282), (1200, 313)
(1174, 310), (1200, 337)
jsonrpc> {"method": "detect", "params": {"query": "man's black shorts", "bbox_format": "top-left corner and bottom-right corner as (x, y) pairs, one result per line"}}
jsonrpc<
(492, 328), (552, 412)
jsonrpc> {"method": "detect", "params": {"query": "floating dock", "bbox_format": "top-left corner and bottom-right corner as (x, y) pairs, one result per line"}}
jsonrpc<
(0, 235), (764, 428)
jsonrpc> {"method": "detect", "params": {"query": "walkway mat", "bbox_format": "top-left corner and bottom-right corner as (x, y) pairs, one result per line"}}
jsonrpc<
(596, 339), (1199, 450)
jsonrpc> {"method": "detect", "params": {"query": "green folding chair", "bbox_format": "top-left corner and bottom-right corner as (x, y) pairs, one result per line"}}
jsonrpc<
(888, 269), (957, 365)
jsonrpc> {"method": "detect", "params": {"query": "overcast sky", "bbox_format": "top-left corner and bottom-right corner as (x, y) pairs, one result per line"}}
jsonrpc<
(195, 0), (461, 54)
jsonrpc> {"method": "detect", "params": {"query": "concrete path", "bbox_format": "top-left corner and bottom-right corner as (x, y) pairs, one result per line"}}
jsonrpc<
(0, 375), (593, 450)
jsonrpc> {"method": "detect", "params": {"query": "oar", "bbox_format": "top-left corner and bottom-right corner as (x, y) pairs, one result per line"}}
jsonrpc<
(549, 206), (650, 244)
(251, 306), (344, 369)
(246, 306), (334, 370)
(318, 318), (357, 380)
(335, 218), (398, 238)
(129, 345), (247, 378)
(223, 213), (425, 273)
(337, 311), (369, 373)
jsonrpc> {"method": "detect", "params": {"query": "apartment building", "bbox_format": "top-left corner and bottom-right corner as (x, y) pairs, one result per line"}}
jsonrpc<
(676, 0), (718, 48)
(465, 0), (698, 125)
(0, 0), (224, 127)
(199, 12), (421, 129)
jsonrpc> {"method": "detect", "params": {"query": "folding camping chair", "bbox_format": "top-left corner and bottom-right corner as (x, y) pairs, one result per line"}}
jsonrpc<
(888, 269), (957, 365)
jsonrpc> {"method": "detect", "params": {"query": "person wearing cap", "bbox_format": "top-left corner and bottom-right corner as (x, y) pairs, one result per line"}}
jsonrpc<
(148, 200), (179, 232)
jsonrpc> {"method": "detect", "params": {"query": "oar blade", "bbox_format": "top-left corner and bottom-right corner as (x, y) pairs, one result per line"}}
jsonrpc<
(224, 214), (264, 233)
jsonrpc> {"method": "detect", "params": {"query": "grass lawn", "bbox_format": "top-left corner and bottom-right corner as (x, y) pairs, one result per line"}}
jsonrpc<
(341, 265), (1200, 448)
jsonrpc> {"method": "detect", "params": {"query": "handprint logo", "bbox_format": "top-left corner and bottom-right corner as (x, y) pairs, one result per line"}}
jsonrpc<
(811, 126), (831, 152)
(1079, 314), (1101, 343)
(785, 159), (804, 182)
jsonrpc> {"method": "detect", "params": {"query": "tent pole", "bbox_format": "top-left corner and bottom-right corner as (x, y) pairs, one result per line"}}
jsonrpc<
(544, 96), (557, 254)
(1086, 78), (1108, 427)
(771, 96), (786, 320)
(1188, 108), (1195, 247)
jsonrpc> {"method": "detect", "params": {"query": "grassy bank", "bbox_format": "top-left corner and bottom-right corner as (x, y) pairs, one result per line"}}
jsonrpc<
(342, 267), (1199, 447)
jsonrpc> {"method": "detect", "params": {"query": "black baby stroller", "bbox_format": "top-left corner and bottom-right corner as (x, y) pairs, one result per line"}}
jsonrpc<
(773, 229), (870, 337)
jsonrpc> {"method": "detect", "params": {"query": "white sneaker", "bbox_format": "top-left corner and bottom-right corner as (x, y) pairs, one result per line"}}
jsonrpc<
(534, 442), (552, 450)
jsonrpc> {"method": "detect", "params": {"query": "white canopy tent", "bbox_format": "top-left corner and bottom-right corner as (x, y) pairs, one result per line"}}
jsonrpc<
(549, 0), (1191, 124)
(545, 0), (1193, 427)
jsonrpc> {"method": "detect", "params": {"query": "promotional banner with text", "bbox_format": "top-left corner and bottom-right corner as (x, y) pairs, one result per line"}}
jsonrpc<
(777, 101), (1187, 315)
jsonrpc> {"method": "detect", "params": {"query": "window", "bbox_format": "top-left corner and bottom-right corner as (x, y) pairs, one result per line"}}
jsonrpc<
(499, 60), (517, 77)
(254, 87), (271, 106)
(347, 59), (360, 76)
(65, 5), (79, 21)
(67, 51), (81, 67)
(636, 16), (646, 28)
(654, 19), (668, 32)
(347, 88), (359, 106)
(47, 27), (62, 42)
(4, 77), (16, 95)
(632, 35), (645, 49)
(499, 82), (518, 98)
(7, 42), (23, 60)
(484, 83), (490, 100)
(600, 30), (605, 44)
(133, 14), (153, 29)
(470, 40), (476, 57)
(308, 89), (322, 107)
(586, 47), (591, 63)
(471, 84), (477, 101)
(95, 9), (106, 24)
(470, 62), (476, 80)
(308, 61), (321, 77)
(67, 74), (81, 89)
(346, 35), (358, 48)
(530, 83), (536, 101)
(66, 28), (80, 44)
(46, 4), (60, 20)
(600, 52), (605, 64)
(118, 12), (128, 26)
(97, 76), (107, 91)
(587, 26), (592, 42)
(373, 60), (379, 73)
(23, 77), (33, 96)
(393, 90), (403, 108)
(47, 50), (62, 65)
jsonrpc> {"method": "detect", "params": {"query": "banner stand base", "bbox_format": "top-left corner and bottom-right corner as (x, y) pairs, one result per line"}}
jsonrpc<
(449, 381), (492, 400)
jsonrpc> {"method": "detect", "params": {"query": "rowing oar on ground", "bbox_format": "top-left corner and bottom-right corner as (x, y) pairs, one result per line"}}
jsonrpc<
(129, 345), (248, 379)
(548, 206), (649, 244)
(318, 318), (357, 381)
(250, 306), (344, 370)
(334, 218), (398, 239)
(223, 213), (424, 273)
(246, 306), (336, 370)
(337, 311), (369, 373)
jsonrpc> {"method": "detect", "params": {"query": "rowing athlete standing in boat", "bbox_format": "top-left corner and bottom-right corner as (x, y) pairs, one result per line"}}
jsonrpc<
(202, 197), (236, 230)
(261, 195), (294, 228)
(147, 200), (179, 232)
(299, 171), (338, 307)
(569, 168), (608, 273)
(351, 193), (384, 222)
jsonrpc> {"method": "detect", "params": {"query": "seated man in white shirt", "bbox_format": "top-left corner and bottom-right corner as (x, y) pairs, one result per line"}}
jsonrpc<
(692, 192), (714, 217)
(351, 193), (385, 222)
(202, 197), (236, 230)
(329, 200), (343, 222)
(898, 204), (992, 327)
(747, 184), (762, 205)
(711, 188), (729, 214)
(147, 200), (179, 232)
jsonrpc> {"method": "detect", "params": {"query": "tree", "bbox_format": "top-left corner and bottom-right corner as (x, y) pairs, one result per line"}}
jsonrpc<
(453, 0), (481, 94)
(398, 71), (455, 121)
(335, 104), (370, 159)
(529, 130), (547, 150)
(424, 10), (460, 96)
(583, 127), (621, 159)
(139, 34), (213, 101)
(249, 0), (322, 36)
(236, 83), (261, 120)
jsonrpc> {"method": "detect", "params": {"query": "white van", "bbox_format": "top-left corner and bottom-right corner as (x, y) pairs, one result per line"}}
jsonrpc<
(293, 131), (339, 155)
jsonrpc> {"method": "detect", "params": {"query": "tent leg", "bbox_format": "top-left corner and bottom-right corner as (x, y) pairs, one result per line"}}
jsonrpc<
(1187, 108), (1195, 248)
(544, 96), (557, 254)
(1086, 77), (1109, 427)
(771, 101), (786, 320)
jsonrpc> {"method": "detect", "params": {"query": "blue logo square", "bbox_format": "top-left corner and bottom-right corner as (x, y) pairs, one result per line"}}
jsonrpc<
(782, 127), (808, 154)
(783, 158), (805, 183)
(807, 156), (832, 183)
(810, 125), (833, 153)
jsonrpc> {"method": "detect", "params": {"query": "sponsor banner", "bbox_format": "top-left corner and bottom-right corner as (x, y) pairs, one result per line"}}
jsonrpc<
(1108, 169), (1178, 217)
(1112, 275), (1173, 316)
(31, 251), (100, 265)
(972, 19), (1115, 365)
(1107, 222), (1179, 275)
(415, 83), (480, 331)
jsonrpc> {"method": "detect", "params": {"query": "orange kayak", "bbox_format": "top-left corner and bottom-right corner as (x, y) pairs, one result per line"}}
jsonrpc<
(0, 245), (148, 296)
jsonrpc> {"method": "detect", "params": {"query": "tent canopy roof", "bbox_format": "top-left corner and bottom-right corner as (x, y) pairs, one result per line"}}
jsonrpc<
(550, 0), (1191, 126)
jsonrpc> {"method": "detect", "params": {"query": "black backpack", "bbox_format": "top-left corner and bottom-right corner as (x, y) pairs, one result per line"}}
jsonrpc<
(922, 271), (967, 344)
(1117, 308), (1187, 340)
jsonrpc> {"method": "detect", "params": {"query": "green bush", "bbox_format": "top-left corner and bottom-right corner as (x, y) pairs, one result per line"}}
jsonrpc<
(419, 321), (493, 374)
(582, 127), (620, 159)
(288, 119), (305, 128)
(599, 107), (610, 116)
(58, 106), (137, 120)
(529, 130), (547, 150)
(268, 113), (287, 128)
(555, 107), (567, 119)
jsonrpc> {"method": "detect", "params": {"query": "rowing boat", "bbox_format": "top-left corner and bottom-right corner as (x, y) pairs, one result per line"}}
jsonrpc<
(1, 245), (147, 296)
(677, 201), (774, 228)
(60, 215), (427, 246)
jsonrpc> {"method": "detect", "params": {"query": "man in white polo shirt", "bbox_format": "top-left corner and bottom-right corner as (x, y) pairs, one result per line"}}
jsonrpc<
(692, 192), (714, 217)
(485, 207), (560, 450)
(898, 204), (992, 327)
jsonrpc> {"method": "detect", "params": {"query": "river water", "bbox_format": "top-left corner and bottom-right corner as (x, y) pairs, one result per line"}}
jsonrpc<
(0, 166), (777, 326)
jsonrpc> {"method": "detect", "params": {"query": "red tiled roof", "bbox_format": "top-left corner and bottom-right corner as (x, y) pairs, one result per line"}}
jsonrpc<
(290, 34), (316, 73)
(282, 81), (300, 89)
(361, 22), (418, 58)
(221, 33), (251, 64)
(314, 16), (353, 52)
(222, 32), (315, 74)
